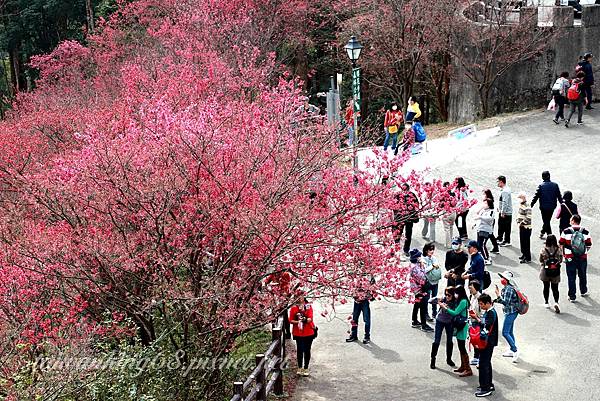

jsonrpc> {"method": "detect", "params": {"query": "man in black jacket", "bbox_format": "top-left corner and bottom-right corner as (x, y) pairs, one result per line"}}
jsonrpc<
(392, 183), (420, 256)
(474, 293), (498, 397)
(531, 171), (563, 239)
(578, 53), (594, 109)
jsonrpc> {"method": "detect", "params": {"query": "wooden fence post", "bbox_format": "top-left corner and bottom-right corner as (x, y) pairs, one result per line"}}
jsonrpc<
(234, 381), (243, 399)
(256, 354), (266, 401)
(272, 327), (284, 395)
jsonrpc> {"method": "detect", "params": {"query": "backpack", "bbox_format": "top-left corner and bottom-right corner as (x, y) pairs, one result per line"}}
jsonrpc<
(515, 287), (529, 315)
(426, 266), (442, 284)
(551, 79), (562, 96)
(482, 270), (491, 290)
(567, 81), (581, 101)
(469, 314), (494, 349)
(544, 248), (561, 278)
(571, 228), (587, 257)
(413, 122), (426, 143)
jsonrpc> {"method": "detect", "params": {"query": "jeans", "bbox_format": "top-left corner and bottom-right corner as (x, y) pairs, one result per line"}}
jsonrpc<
(502, 312), (518, 352)
(519, 226), (532, 261)
(540, 208), (554, 236)
(422, 218), (436, 242)
(295, 336), (314, 369)
(433, 319), (454, 347)
(347, 125), (355, 147)
(429, 283), (439, 317)
(477, 232), (490, 260)
(543, 281), (560, 303)
(383, 127), (398, 151)
(478, 346), (495, 391)
(455, 210), (469, 238)
(442, 212), (456, 248)
(497, 214), (512, 243)
(351, 300), (371, 339)
(566, 258), (588, 300)
(554, 94), (566, 120)
(566, 101), (584, 123)
(394, 222), (414, 253)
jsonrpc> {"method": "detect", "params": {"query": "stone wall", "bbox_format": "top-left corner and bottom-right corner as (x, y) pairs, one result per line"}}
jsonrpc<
(449, 5), (600, 123)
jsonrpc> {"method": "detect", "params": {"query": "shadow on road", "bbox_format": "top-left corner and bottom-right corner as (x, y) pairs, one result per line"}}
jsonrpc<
(358, 341), (403, 363)
(554, 311), (591, 326)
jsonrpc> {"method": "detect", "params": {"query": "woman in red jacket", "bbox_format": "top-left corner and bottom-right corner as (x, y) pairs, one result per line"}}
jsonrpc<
(289, 296), (316, 376)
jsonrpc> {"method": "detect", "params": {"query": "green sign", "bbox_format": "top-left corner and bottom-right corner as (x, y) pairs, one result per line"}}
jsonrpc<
(352, 67), (361, 113)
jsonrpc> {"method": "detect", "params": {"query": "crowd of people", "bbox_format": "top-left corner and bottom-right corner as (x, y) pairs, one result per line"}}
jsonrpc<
(345, 172), (593, 397)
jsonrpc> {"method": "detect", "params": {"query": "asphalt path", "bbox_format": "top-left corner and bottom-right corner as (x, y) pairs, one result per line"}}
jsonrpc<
(293, 108), (600, 401)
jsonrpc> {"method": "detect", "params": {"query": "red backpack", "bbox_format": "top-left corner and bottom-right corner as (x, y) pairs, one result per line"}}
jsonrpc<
(567, 81), (581, 101)
(469, 321), (494, 350)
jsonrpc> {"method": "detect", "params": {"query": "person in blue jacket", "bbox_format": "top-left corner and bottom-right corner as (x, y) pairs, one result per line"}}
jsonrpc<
(462, 240), (485, 284)
(531, 171), (562, 240)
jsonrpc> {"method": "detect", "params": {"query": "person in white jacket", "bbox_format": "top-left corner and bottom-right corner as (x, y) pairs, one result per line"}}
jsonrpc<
(474, 198), (495, 265)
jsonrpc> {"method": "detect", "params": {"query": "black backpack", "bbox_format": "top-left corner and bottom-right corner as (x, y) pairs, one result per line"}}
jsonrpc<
(544, 248), (561, 278)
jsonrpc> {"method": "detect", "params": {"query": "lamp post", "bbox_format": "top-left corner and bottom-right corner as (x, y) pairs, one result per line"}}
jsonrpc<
(344, 35), (363, 176)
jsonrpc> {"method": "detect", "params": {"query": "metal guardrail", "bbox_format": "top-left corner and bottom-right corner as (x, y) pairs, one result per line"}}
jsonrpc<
(230, 316), (286, 401)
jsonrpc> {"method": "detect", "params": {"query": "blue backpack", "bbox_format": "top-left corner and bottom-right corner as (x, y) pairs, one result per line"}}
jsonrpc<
(413, 122), (426, 143)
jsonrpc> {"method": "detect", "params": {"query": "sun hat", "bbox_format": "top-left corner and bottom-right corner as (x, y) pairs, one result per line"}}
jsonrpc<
(498, 271), (515, 285)
(409, 248), (422, 263)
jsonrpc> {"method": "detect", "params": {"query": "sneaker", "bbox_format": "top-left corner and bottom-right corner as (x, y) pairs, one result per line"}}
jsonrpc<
(490, 248), (500, 254)
(477, 385), (496, 392)
(411, 321), (421, 328)
(581, 292), (589, 297)
(519, 259), (530, 264)
(420, 325), (434, 332)
(426, 316), (434, 322)
(568, 298), (576, 303)
(577, 121), (584, 125)
(585, 106), (594, 110)
(552, 118), (559, 124)
(512, 350), (520, 363)
(484, 259), (492, 265)
(544, 303), (550, 308)
(302, 368), (310, 376)
(470, 358), (479, 365)
(475, 389), (493, 397)
(297, 368), (304, 375)
(362, 338), (370, 344)
(502, 350), (514, 357)
(565, 120), (570, 128)
(499, 242), (511, 247)
(345, 337), (358, 342)
(554, 303), (561, 314)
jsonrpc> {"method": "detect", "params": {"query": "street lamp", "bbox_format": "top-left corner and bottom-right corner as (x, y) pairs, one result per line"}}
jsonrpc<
(344, 36), (362, 178)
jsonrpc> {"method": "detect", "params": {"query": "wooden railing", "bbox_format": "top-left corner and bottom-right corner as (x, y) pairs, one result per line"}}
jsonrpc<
(229, 317), (286, 401)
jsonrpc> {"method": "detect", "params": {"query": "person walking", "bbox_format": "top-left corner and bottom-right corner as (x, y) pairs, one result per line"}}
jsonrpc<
(454, 177), (470, 239)
(474, 197), (495, 265)
(551, 72), (570, 124)
(409, 249), (434, 332)
(494, 271), (520, 363)
(405, 96), (422, 123)
(429, 288), (456, 369)
(516, 192), (533, 264)
(578, 52), (594, 109)
(496, 176), (513, 246)
(346, 277), (375, 344)
(473, 293), (498, 397)
(423, 242), (442, 319)
(565, 71), (587, 127)
(383, 104), (404, 153)
(439, 286), (472, 377)
(557, 191), (579, 234)
(539, 235), (563, 313)
(531, 170), (562, 239)
(289, 296), (316, 376)
(468, 280), (483, 366)
(559, 214), (593, 302)
(392, 183), (420, 257)
(462, 240), (486, 285)
(444, 237), (469, 287)
(483, 189), (501, 254)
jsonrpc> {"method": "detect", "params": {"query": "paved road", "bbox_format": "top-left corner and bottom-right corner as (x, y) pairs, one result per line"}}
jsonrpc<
(293, 108), (600, 401)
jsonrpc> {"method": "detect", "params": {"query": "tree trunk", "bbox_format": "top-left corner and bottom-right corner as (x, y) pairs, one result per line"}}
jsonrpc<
(8, 47), (22, 94)
(86, 0), (95, 34)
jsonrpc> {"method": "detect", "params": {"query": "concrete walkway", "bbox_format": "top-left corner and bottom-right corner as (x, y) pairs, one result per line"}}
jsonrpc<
(294, 108), (600, 401)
